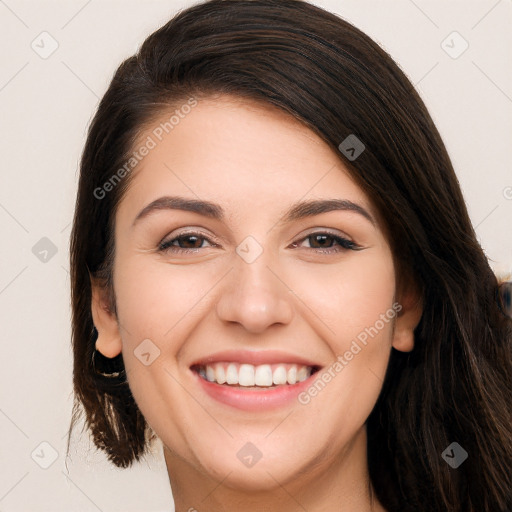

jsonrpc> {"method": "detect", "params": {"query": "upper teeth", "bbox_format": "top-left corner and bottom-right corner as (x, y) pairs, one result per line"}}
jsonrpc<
(198, 363), (313, 387)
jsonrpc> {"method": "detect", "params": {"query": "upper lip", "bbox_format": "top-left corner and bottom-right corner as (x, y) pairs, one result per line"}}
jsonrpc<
(190, 349), (323, 369)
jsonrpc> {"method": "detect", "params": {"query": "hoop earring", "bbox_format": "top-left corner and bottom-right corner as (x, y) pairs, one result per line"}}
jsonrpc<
(92, 348), (126, 378)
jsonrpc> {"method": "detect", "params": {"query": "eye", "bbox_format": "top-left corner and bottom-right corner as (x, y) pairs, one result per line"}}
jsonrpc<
(158, 231), (218, 253)
(157, 230), (360, 255)
(291, 232), (361, 253)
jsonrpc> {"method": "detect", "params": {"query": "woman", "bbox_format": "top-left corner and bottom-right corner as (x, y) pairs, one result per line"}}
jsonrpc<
(67, 0), (512, 510)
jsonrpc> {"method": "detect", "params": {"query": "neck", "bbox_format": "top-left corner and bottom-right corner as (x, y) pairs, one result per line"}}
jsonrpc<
(164, 428), (387, 512)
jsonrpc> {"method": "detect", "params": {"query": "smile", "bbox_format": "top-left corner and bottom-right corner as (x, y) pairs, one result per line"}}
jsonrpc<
(193, 362), (316, 388)
(189, 350), (322, 411)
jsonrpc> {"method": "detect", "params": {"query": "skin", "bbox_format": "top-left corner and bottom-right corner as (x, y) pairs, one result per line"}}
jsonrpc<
(91, 95), (422, 512)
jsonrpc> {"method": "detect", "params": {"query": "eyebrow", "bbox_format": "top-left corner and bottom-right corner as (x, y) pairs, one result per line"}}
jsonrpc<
(132, 195), (376, 227)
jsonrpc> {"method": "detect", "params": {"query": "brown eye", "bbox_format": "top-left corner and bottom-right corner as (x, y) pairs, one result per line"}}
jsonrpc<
(175, 235), (204, 249)
(308, 234), (337, 248)
(294, 232), (360, 252)
(159, 232), (215, 253)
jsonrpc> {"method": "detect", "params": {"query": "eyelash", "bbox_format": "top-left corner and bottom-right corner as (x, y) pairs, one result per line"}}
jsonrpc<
(158, 231), (361, 254)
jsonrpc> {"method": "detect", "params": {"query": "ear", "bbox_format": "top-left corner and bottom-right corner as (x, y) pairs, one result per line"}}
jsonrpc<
(391, 284), (423, 353)
(90, 277), (122, 358)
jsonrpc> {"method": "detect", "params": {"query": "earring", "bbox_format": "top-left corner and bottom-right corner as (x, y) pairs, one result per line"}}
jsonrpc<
(91, 348), (126, 378)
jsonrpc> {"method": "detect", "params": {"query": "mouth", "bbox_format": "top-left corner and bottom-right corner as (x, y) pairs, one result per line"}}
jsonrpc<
(189, 350), (322, 411)
(191, 362), (321, 390)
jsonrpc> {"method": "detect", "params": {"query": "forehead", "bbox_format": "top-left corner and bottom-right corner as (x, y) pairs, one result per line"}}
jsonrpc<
(118, 95), (378, 226)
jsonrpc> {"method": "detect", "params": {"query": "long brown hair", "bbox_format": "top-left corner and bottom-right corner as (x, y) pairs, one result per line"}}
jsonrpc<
(68, 1), (512, 510)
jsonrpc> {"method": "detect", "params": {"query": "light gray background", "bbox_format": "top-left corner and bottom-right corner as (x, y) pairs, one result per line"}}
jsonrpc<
(1, 0), (511, 511)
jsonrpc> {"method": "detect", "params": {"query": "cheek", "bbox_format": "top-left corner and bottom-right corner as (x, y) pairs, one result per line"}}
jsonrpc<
(287, 246), (396, 346)
(110, 258), (224, 452)
(112, 256), (222, 343)
(288, 247), (396, 422)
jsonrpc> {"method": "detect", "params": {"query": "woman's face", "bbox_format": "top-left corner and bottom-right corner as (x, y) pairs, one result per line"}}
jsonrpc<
(93, 95), (415, 491)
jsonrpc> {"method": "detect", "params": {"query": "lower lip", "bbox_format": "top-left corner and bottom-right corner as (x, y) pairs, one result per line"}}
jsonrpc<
(192, 370), (318, 411)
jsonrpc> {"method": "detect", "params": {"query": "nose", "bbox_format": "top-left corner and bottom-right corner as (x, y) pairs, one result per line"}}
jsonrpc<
(215, 251), (294, 334)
